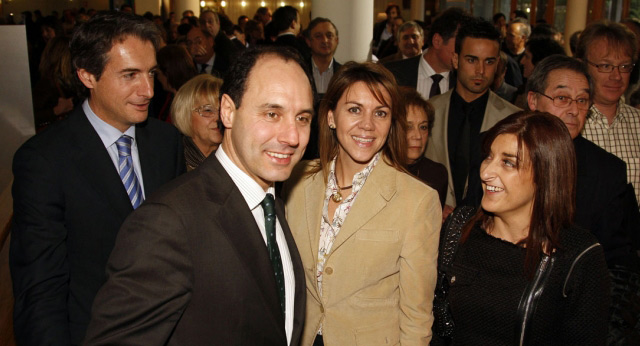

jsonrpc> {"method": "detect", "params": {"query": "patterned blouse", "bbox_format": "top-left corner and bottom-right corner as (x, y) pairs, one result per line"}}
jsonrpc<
(317, 152), (381, 296)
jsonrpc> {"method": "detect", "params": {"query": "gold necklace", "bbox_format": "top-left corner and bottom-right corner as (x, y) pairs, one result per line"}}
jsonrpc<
(331, 179), (353, 203)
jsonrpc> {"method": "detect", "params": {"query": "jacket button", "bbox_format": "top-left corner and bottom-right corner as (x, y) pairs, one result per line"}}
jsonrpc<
(450, 276), (456, 284)
(325, 267), (333, 275)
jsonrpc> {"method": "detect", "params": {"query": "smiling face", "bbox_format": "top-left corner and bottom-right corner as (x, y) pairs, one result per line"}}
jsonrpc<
(481, 133), (535, 221)
(586, 38), (632, 107)
(78, 36), (156, 132)
(453, 37), (500, 102)
(191, 94), (223, 155)
(399, 27), (424, 58)
(307, 21), (338, 58)
(406, 105), (429, 163)
(219, 55), (313, 190)
(528, 69), (590, 139)
(328, 81), (392, 172)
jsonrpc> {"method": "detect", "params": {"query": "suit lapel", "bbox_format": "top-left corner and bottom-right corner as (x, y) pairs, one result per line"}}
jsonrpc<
(70, 108), (133, 220)
(328, 160), (396, 254)
(276, 196), (305, 344)
(204, 157), (286, 336)
(304, 173), (324, 269)
(135, 122), (162, 195)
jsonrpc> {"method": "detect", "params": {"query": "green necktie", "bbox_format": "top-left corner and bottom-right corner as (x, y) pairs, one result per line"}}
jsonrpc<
(261, 193), (285, 316)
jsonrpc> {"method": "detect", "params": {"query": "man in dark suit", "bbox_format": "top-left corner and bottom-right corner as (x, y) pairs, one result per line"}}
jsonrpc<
(272, 5), (309, 60)
(200, 10), (241, 61)
(304, 17), (341, 160)
(527, 55), (640, 265)
(187, 25), (231, 78)
(10, 12), (184, 345)
(384, 7), (470, 100)
(84, 46), (313, 345)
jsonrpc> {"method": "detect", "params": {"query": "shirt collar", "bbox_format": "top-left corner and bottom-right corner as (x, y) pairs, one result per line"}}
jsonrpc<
(328, 152), (381, 196)
(215, 145), (274, 210)
(589, 99), (628, 123)
(420, 49), (450, 80)
(83, 99), (136, 148)
(311, 57), (334, 72)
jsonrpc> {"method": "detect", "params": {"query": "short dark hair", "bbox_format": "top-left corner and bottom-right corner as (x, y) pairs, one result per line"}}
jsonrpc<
(526, 55), (593, 101)
(530, 23), (560, 41)
(385, 4), (400, 17)
(70, 11), (160, 82)
(427, 7), (469, 46)
(492, 12), (505, 24)
(455, 17), (500, 54)
(525, 37), (566, 65)
(396, 21), (424, 42)
(272, 6), (298, 33)
(307, 17), (338, 37)
(238, 15), (249, 24)
(399, 86), (435, 132)
(575, 20), (638, 61)
(513, 10), (528, 20)
(220, 46), (313, 110)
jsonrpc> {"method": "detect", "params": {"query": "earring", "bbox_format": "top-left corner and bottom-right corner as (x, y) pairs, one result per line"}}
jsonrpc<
(329, 124), (336, 129)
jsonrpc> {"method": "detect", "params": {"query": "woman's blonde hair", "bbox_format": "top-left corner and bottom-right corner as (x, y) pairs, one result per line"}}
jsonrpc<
(172, 74), (223, 137)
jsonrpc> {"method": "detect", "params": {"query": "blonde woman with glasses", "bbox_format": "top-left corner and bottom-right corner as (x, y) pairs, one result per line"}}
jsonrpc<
(172, 74), (224, 170)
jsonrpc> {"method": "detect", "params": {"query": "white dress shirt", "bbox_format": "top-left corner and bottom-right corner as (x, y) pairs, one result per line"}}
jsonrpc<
(417, 49), (451, 100)
(83, 99), (146, 198)
(215, 146), (295, 345)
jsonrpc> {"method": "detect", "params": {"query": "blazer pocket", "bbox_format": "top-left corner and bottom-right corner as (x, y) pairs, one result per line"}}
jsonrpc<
(355, 229), (399, 242)
(354, 321), (400, 345)
(446, 262), (479, 288)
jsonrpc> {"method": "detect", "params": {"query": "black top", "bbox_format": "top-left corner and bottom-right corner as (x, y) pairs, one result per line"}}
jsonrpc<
(445, 222), (610, 346)
(448, 90), (489, 205)
(408, 156), (448, 208)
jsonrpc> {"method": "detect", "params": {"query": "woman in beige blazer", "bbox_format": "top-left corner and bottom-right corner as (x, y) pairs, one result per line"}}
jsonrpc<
(284, 62), (442, 346)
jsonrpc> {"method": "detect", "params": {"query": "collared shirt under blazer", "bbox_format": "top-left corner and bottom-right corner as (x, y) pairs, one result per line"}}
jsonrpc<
(283, 158), (442, 346)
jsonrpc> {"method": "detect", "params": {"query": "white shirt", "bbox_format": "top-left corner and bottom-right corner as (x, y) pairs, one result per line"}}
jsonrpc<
(417, 49), (451, 100)
(311, 57), (335, 94)
(215, 146), (295, 345)
(83, 99), (146, 198)
(199, 54), (216, 75)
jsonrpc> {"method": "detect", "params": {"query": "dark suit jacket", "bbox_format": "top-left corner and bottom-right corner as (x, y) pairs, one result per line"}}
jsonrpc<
(275, 34), (311, 61)
(10, 106), (184, 345)
(384, 55), (456, 92)
(84, 155), (306, 345)
(574, 135), (640, 265)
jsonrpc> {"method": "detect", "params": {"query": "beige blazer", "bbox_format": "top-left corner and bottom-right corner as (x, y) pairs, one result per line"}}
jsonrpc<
(283, 159), (441, 346)
(426, 89), (521, 207)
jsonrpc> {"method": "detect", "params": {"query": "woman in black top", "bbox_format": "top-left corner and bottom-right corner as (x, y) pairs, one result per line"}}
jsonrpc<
(436, 111), (610, 345)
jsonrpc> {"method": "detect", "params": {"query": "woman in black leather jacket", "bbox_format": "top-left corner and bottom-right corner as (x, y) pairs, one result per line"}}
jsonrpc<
(433, 111), (610, 346)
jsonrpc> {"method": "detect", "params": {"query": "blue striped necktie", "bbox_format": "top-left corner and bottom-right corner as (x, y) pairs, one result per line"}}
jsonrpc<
(116, 135), (144, 209)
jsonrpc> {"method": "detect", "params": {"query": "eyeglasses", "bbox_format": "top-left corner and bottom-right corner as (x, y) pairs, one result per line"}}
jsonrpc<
(192, 104), (218, 118)
(537, 93), (591, 110)
(586, 60), (635, 73)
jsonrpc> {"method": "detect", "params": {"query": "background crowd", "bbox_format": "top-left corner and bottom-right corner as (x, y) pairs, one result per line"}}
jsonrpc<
(3, 2), (640, 345)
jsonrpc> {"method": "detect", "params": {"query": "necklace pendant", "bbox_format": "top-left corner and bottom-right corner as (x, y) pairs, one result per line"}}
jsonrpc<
(331, 191), (343, 203)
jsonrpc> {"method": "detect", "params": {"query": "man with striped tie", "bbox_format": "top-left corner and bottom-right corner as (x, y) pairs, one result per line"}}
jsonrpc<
(10, 11), (184, 346)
